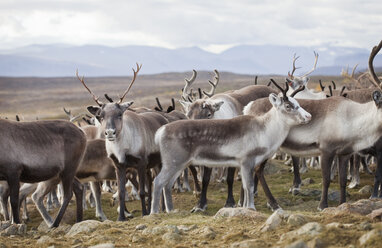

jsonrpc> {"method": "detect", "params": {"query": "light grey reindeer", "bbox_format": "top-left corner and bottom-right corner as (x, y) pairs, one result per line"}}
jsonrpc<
(151, 83), (311, 213)
(0, 118), (86, 227)
(79, 63), (179, 220)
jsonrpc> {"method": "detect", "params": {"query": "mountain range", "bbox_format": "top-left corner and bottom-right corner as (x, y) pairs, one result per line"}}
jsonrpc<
(0, 44), (381, 77)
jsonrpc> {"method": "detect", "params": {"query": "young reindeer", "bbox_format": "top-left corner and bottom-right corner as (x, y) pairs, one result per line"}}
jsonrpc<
(244, 40), (382, 209)
(151, 83), (311, 213)
(179, 70), (279, 211)
(79, 64), (173, 220)
(0, 118), (86, 227)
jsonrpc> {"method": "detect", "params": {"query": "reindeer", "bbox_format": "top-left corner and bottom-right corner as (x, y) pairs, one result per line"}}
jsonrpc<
(179, 70), (279, 211)
(0, 118), (86, 227)
(150, 82), (311, 213)
(244, 40), (382, 210)
(79, 64), (182, 220)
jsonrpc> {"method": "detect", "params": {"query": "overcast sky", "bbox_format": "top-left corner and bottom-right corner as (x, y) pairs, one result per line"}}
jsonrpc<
(0, 0), (381, 53)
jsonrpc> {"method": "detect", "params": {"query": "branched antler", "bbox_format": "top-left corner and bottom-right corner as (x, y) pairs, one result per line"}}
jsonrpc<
(368, 40), (382, 90)
(288, 53), (301, 79)
(203, 69), (220, 98)
(301, 51), (319, 78)
(118, 63), (142, 104)
(182, 70), (197, 102)
(76, 69), (103, 106)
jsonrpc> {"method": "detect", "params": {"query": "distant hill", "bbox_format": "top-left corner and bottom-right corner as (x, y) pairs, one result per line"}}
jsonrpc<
(0, 44), (381, 77)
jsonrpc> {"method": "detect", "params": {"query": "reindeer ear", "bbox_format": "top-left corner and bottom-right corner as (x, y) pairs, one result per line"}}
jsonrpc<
(179, 100), (191, 112)
(212, 101), (224, 111)
(269, 93), (282, 108)
(87, 106), (101, 116)
(302, 77), (310, 85)
(372, 91), (382, 107)
(120, 101), (134, 111)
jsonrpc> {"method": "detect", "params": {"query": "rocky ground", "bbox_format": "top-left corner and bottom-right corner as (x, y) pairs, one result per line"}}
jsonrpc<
(0, 159), (381, 248)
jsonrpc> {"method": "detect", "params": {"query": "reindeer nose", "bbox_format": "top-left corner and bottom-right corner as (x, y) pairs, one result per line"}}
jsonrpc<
(306, 113), (312, 121)
(105, 129), (116, 136)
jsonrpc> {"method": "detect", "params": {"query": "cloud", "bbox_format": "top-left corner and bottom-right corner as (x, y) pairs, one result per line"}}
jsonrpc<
(0, 0), (381, 52)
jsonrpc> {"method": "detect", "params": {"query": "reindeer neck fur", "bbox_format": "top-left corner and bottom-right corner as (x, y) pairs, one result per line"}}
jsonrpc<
(287, 87), (326, 100)
(209, 95), (241, 119)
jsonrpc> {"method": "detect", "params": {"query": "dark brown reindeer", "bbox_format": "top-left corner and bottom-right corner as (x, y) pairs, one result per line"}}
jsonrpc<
(151, 82), (311, 213)
(0, 118), (86, 227)
(179, 69), (278, 211)
(245, 40), (382, 210)
(79, 64), (175, 220)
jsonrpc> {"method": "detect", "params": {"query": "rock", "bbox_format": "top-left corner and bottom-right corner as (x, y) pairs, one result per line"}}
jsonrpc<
(37, 221), (50, 233)
(214, 207), (267, 221)
(17, 224), (27, 235)
(327, 191), (341, 202)
(359, 229), (382, 246)
(162, 232), (182, 243)
(358, 221), (372, 231)
(323, 199), (382, 216)
(166, 225), (180, 234)
(178, 224), (197, 232)
(285, 240), (308, 248)
(0, 221), (11, 231)
(88, 243), (115, 248)
(0, 224), (18, 236)
(287, 214), (307, 227)
(261, 209), (285, 232)
(307, 237), (326, 248)
(298, 189), (322, 197)
(201, 226), (216, 240)
(301, 178), (314, 186)
(367, 208), (382, 221)
(359, 185), (372, 194)
(326, 222), (341, 229)
(230, 239), (267, 248)
(37, 235), (55, 245)
(65, 220), (102, 237)
(135, 224), (147, 231)
(280, 222), (323, 241)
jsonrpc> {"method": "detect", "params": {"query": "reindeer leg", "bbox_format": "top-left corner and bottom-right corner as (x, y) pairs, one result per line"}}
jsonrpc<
(0, 183), (10, 221)
(152, 166), (176, 214)
(7, 173), (21, 224)
(371, 151), (382, 198)
(32, 178), (60, 226)
(146, 170), (153, 214)
(318, 152), (335, 211)
(289, 156), (301, 195)
(240, 163), (255, 209)
(72, 178), (84, 223)
(224, 167), (236, 208)
(19, 183), (37, 221)
(137, 164), (148, 216)
(182, 168), (191, 192)
(191, 166), (211, 212)
(349, 154), (360, 188)
(339, 155), (351, 204)
(90, 181), (107, 221)
(256, 161), (280, 211)
(189, 166), (201, 194)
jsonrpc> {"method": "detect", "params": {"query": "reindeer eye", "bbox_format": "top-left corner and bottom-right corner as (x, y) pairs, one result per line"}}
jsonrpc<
(207, 113), (212, 118)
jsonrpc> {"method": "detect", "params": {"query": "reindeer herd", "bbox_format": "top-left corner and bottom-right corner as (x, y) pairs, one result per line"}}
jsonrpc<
(0, 40), (382, 228)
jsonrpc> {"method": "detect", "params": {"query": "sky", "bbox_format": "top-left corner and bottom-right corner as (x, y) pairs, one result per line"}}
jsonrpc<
(0, 0), (381, 53)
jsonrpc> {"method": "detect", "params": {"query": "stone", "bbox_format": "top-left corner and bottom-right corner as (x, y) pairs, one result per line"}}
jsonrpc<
(323, 199), (382, 216)
(0, 224), (22, 236)
(261, 209), (285, 232)
(166, 225), (180, 234)
(359, 229), (382, 246)
(162, 232), (182, 243)
(65, 220), (102, 237)
(358, 185), (372, 194)
(301, 178), (314, 186)
(50, 224), (71, 235)
(132, 235), (145, 243)
(367, 208), (382, 221)
(151, 226), (167, 235)
(201, 226), (216, 240)
(298, 189), (321, 197)
(280, 222), (323, 241)
(0, 221), (11, 231)
(88, 243), (115, 248)
(230, 239), (267, 248)
(327, 191), (341, 202)
(37, 221), (50, 233)
(178, 224), (197, 232)
(214, 207), (267, 221)
(285, 240), (308, 248)
(135, 224), (147, 231)
(307, 237), (326, 248)
(287, 214), (307, 227)
(37, 235), (55, 245)
(326, 222), (342, 229)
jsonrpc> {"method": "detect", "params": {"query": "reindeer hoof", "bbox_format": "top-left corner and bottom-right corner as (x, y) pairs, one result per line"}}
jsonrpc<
(190, 206), (206, 213)
(267, 202), (281, 211)
(348, 181), (359, 189)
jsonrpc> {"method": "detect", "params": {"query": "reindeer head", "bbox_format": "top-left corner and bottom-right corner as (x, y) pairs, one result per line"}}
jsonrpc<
(287, 51), (319, 90)
(78, 64), (141, 141)
(369, 40), (382, 109)
(179, 69), (222, 119)
(270, 79), (311, 125)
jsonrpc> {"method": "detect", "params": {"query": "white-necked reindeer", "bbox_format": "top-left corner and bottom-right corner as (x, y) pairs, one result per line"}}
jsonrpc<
(179, 70), (279, 211)
(151, 83), (311, 213)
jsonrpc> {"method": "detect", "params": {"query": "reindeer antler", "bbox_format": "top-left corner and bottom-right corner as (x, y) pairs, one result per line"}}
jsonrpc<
(300, 51), (319, 78)
(182, 70), (197, 102)
(288, 53), (301, 79)
(76, 69), (103, 106)
(368, 40), (382, 90)
(118, 63), (142, 104)
(270, 79), (289, 100)
(203, 69), (220, 98)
